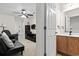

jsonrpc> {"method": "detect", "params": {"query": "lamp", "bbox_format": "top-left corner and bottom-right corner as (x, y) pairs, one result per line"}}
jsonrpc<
(0, 24), (6, 30)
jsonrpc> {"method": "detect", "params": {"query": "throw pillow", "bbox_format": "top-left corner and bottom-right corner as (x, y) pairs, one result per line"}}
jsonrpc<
(1, 32), (14, 48)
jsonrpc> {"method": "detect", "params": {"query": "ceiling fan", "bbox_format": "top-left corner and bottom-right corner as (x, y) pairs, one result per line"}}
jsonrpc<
(14, 9), (34, 18)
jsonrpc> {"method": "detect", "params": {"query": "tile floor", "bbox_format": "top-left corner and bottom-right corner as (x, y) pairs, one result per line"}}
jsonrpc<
(19, 38), (62, 56)
(19, 39), (36, 56)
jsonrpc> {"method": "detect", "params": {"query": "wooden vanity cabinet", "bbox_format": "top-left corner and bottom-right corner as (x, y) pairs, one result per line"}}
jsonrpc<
(57, 35), (79, 56)
(57, 35), (68, 54)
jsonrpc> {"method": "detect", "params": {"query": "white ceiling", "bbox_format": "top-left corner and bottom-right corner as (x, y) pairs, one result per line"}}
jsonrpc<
(65, 8), (79, 17)
(0, 3), (36, 16)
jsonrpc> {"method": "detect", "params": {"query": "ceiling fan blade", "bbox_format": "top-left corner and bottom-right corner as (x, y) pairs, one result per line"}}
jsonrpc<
(27, 14), (33, 16)
(25, 14), (29, 18)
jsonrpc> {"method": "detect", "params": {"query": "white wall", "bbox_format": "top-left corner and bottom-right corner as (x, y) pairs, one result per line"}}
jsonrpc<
(56, 4), (65, 34)
(36, 3), (45, 56)
(56, 4), (61, 34)
(0, 14), (18, 34)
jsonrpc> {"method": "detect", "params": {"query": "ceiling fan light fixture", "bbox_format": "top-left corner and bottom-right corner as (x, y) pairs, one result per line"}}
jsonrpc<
(22, 11), (26, 14)
(21, 15), (26, 18)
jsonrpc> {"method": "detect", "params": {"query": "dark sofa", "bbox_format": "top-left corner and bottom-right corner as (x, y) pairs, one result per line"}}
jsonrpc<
(2, 30), (18, 42)
(0, 30), (24, 56)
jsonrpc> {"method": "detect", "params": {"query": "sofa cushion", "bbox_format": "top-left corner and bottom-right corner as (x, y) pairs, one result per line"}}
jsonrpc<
(1, 32), (14, 48)
(2, 30), (11, 37)
(7, 41), (24, 55)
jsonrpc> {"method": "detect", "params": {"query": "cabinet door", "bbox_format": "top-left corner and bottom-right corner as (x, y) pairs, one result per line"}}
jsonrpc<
(57, 36), (67, 53)
(56, 36), (60, 50)
(68, 37), (79, 55)
(57, 36), (62, 50)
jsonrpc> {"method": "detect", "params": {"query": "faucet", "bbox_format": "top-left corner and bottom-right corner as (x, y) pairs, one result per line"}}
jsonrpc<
(69, 28), (72, 35)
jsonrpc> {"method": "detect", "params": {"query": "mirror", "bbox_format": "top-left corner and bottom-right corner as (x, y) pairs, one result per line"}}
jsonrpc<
(64, 7), (79, 34)
(65, 15), (79, 34)
(70, 16), (79, 33)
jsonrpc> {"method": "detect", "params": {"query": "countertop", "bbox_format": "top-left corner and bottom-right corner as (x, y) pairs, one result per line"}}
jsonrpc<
(56, 33), (79, 37)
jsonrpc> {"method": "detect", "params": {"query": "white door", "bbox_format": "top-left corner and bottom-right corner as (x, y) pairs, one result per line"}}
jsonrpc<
(46, 3), (56, 56)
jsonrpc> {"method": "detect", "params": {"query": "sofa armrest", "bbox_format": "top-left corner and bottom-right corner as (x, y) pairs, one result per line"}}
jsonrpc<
(7, 41), (24, 55)
(9, 34), (18, 40)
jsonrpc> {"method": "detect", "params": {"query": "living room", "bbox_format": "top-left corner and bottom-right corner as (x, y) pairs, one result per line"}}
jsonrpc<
(0, 3), (36, 56)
